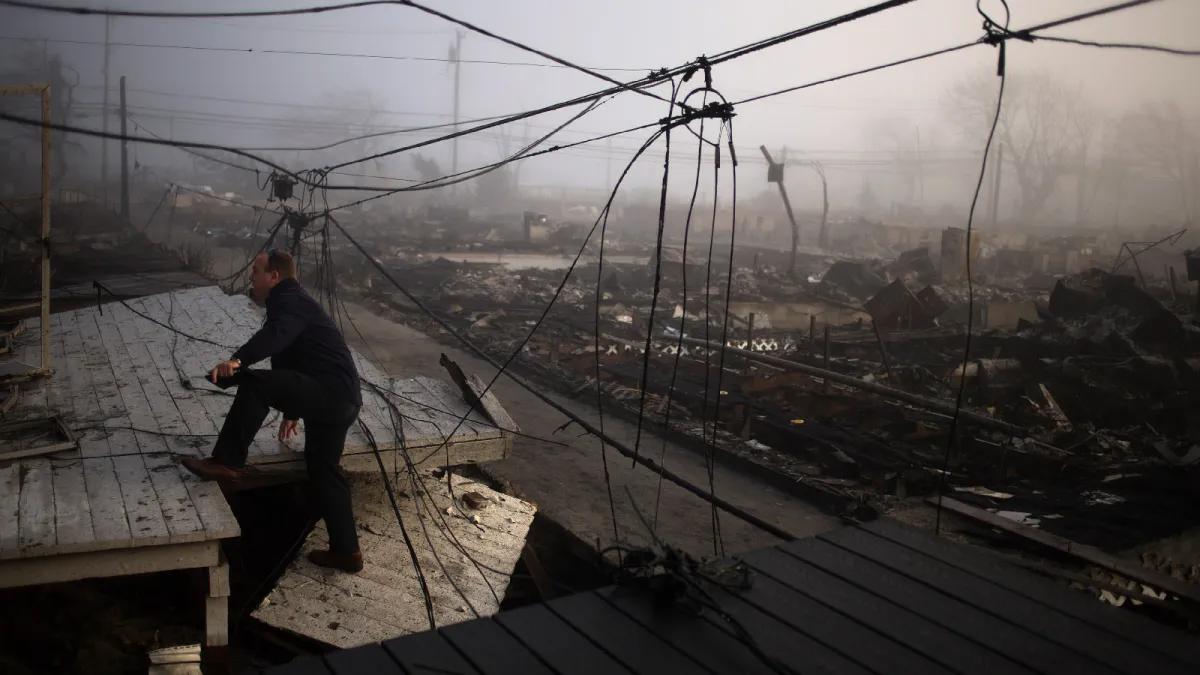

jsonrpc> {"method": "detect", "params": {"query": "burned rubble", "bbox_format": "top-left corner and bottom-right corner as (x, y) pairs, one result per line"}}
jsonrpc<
(320, 218), (1200, 569)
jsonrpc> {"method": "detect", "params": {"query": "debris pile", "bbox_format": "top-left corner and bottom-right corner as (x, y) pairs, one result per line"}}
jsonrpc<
(326, 216), (1200, 558)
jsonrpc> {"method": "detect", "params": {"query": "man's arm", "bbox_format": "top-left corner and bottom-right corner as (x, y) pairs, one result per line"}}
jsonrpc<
(231, 299), (311, 367)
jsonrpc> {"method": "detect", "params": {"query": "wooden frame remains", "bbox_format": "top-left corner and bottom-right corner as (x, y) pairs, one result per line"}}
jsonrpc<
(0, 414), (77, 461)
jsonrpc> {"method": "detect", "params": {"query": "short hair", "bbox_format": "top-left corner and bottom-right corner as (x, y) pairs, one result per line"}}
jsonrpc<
(264, 248), (297, 279)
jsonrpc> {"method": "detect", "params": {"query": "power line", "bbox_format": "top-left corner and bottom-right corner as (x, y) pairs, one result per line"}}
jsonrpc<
(733, 41), (979, 105)
(325, 116), (662, 209)
(0, 0), (427, 17)
(1012, 0), (1162, 35)
(76, 85), (457, 119)
(935, 0), (1009, 536)
(733, 0), (1175, 107)
(0, 0), (668, 107)
(1032, 34), (1200, 56)
(0, 34), (647, 72)
(0, 109), (299, 177)
(123, 109), (523, 153)
(317, 0), (928, 173)
(194, 19), (449, 36)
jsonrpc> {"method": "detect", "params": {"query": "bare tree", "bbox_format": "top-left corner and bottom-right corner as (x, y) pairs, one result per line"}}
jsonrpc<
(471, 122), (528, 208)
(411, 153), (443, 182)
(1113, 101), (1199, 224)
(867, 117), (923, 205)
(946, 70), (1095, 223)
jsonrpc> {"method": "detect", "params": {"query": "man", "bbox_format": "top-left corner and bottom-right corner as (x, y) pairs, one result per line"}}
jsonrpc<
(182, 249), (364, 573)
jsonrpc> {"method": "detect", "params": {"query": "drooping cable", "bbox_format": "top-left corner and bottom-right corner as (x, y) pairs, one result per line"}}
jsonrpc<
(630, 81), (680, 469)
(935, 1), (1010, 536)
(652, 88), (710, 533)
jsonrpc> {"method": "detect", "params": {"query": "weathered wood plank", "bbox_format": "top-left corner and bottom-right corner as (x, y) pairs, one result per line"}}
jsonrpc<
(0, 539), (218, 589)
(410, 376), (487, 439)
(137, 294), (220, 439)
(416, 375), (498, 438)
(179, 471), (240, 542)
(789, 532), (1122, 675)
(546, 591), (710, 674)
(827, 525), (1187, 675)
(277, 564), (437, 637)
(256, 580), (405, 649)
(81, 457), (134, 548)
(42, 315), (71, 415)
(92, 304), (170, 458)
(378, 379), (444, 452)
(206, 595), (229, 647)
(51, 460), (96, 553)
(113, 299), (191, 438)
(142, 452), (206, 541)
(718, 565), (950, 675)
(465, 373), (518, 432)
(61, 313), (111, 458)
(0, 461), (21, 556)
(381, 631), (480, 675)
(861, 518), (1200, 669)
(325, 644), (406, 675)
(16, 458), (56, 554)
(742, 546), (1030, 675)
(931, 497), (1200, 609)
(167, 293), (268, 458)
(440, 617), (557, 675)
(74, 311), (126, 422)
(597, 585), (782, 675)
(264, 656), (334, 675)
(694, 564), (872, 675)
(494, 604), (629, 675)
(110, 454), (172, 546)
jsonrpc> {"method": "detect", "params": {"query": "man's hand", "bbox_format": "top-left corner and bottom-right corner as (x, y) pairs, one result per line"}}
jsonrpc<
(279, 419), (300, 442)
(210, 360), (240, 383)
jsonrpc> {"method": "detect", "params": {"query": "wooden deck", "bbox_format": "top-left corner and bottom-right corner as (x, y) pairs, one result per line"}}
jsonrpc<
(3, 286), (513, 473)
(252, 471), (536, 649)
(0, 285), (516, 650)
(262, 518), (1200, 675)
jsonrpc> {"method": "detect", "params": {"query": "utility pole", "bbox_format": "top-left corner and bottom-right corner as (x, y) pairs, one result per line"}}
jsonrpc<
(760, 145), (800, 279)
(119, 75), (129, 220)
(989, 141), (1003, 227)
(450, 31), (464, 180)
(101, 15), (111, 206)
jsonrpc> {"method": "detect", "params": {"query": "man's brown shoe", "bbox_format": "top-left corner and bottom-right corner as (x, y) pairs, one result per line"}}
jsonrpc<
(308, 549), (364, 573)
(181, 457), (244, 482)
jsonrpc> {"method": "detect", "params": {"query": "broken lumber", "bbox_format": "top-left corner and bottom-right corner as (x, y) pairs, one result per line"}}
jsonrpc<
(679, 336), (1027, 436)
(932, 496), (1200, 608)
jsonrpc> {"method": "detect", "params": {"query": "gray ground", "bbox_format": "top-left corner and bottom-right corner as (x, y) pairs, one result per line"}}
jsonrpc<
(340, 302), (838, 558)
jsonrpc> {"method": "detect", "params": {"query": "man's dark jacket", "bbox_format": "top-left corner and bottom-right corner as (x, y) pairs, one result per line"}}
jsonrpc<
(232, 278), (362, 407)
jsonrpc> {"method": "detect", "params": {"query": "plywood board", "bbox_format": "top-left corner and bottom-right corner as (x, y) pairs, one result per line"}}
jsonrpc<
(253, 471), (536, 649)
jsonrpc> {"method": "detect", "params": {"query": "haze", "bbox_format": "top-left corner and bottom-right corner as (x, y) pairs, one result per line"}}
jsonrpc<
(2, 0), (1198, 229)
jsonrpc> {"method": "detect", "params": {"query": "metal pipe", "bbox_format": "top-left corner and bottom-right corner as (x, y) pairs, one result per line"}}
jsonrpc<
(678, 335), (1027, 435)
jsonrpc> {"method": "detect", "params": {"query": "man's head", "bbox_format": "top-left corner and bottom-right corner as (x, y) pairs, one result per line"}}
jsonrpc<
(250, 248), (296, 303)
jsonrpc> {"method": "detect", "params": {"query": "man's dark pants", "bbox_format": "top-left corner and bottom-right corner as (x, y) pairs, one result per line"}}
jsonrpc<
(212, 370), (360, 555)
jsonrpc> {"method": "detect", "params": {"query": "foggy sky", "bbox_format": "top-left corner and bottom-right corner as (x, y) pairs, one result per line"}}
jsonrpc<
(2, 0), (1198, 213)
